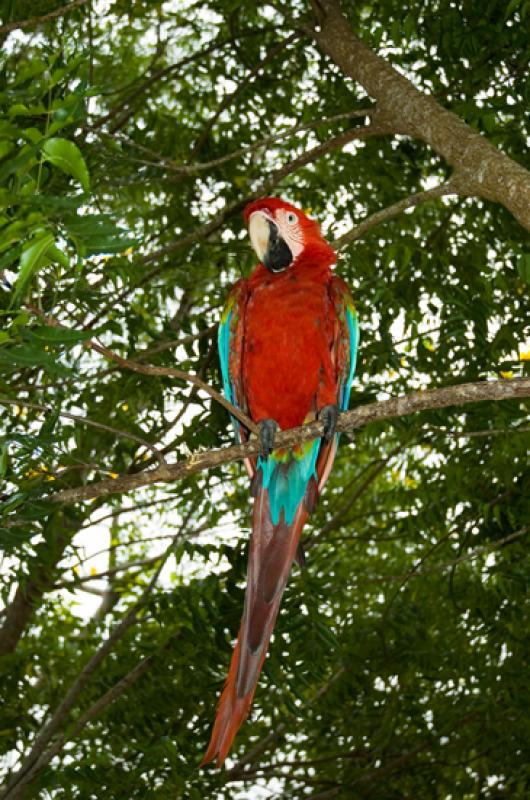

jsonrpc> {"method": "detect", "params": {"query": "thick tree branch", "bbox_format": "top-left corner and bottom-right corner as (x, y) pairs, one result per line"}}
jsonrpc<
(0, 514), (76, 658)
(309, 0), (530, 231)
(20, 643), (171, 786)
(46, 378), (530, 506)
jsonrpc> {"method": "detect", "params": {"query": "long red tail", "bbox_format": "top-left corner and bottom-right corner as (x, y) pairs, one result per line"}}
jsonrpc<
(201, 485), (309, 767)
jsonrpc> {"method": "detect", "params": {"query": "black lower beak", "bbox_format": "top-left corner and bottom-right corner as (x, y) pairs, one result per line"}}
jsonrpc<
(263, 219), (293, 273)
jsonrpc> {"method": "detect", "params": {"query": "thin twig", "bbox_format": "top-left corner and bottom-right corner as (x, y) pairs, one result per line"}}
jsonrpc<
(334, 180), (462, 248)
(56, 553), (165, 589)
(104, 108), (374, 174)
(226, 667), (347, 780)
(23, 303), (257, 436)
(86, 120), (387, 325)
(190, 32), (301, 155)
(88, 338), (258, 435)
(0, 396), (169, 470)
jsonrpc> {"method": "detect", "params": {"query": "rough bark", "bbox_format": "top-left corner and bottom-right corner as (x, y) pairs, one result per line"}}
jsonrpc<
(309, 0), (530, 232)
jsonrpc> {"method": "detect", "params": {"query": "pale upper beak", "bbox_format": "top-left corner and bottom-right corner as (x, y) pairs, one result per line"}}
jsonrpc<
(248, 211), (270, 262)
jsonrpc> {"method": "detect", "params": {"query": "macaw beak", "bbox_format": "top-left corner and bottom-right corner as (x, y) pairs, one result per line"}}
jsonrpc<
(248, 211), (293, 273)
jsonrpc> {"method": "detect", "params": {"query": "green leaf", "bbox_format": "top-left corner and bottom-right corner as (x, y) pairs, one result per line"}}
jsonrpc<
(26, 325), (92, 344)
(8, 104), (30, 118)
(11, 232), (54, 306)
(65, 214), (136, 255)
(0, 344), (72, 377)
(0, 144), (39, 183)
(516, 253), (530, 284)
(41, 138), (90, 193)
(12, 58), (48, 87)
(0, 244), (21, 271)
(0, 492), (27, 515)
(0, 141), (14, 160)
(47, 244), (69, 269)
(0, 443), (8, 478)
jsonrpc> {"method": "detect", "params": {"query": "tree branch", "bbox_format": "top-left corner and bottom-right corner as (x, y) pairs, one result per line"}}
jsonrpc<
(104, 108), (374, 175)
(0, 514), (76, 658)
(0, 0), (89, 35)
(21, 643), (171, 785)
(190, 31), (301, 155)
(334, 180), (461, 247)
(0, 534), (176, 800)
(257, 121), (390, 194)
(23, 303), (258, 436)
(309, 0), (530, 231)
(379, 526), (530, 583)
(91, 27), (276, 131)
(45, 377), (530, 507)
(226, 666), (347, 780)
(0, 397), (169, 470)
(87, 338), (259, 435)
(86, 118), (389, 326)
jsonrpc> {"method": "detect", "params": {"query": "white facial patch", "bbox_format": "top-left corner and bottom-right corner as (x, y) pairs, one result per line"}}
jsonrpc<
(275, 208), (304, 261)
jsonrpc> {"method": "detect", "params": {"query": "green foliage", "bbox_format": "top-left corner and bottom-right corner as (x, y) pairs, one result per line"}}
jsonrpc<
(0, 0), (529, 798)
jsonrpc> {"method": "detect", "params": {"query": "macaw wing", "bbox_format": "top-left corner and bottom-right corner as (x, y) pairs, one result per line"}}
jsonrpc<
(218, 278), (256, 477)
(316, 275), (359, 490)
(330, 274), (359, 413)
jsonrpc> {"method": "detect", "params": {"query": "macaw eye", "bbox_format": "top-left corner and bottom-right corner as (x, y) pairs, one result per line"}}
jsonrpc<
(286, 212), (297, 225)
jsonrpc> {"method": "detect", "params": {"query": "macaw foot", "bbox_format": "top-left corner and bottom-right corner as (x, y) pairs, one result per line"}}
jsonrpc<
(319, 404), (340, 441)
(258, 418), (278, 459)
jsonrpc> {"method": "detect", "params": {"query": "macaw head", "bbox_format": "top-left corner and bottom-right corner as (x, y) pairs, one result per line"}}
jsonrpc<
(244, 197), (335, 273)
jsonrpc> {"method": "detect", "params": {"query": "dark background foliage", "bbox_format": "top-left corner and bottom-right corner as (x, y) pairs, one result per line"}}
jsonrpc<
(0, 0), (529, 797)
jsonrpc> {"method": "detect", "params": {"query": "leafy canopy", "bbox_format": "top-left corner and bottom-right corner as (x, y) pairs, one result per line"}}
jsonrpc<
(0, 0), (529, 798)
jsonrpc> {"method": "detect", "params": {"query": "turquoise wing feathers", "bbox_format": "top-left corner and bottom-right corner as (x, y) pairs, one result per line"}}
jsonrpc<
(218, 279), (249, 444)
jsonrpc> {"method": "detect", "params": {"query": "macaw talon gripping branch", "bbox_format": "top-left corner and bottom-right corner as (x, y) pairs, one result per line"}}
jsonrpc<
(257, 418), (278, 459)
(319, 403), (340, 441)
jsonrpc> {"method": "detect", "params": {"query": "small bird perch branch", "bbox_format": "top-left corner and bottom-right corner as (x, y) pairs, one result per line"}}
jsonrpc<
(47, 377), (530, 506)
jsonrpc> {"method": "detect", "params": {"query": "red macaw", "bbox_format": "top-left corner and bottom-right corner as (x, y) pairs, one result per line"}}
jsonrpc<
(202, 197), (358, 767)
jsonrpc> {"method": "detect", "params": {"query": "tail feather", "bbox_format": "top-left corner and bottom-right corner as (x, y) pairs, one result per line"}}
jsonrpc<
(201, 485), (308, 767)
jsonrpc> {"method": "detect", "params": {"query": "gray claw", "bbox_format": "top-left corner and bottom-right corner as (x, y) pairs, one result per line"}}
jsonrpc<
(258, 418), (278, 459)
(319, 404), (339, 442)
